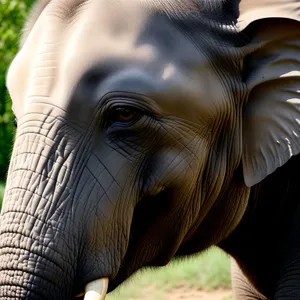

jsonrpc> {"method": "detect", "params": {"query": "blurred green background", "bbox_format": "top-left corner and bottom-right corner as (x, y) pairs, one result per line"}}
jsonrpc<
(0, 1), (232, 299)
(0, 0), (35, 180)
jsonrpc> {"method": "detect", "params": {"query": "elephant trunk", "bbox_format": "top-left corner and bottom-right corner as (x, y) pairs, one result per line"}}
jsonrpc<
(0, 184), (78, 299)
(0, 119), (84, 299)
(0, 224), (74, 298)
(0, 208), (76, 299)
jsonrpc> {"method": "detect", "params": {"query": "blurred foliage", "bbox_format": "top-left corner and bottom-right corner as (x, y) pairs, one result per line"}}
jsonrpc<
(0, 0), (35, 179)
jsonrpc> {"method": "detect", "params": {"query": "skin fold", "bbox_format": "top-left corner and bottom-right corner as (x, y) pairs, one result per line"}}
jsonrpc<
(0, 0), (299, 299)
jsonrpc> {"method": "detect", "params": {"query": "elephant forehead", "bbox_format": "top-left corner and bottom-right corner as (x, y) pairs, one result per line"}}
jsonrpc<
(7, 0), (152, 109)
(7, 0), (226, 123)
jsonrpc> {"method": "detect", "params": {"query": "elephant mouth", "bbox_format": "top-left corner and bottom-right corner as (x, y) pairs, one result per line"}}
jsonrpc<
(75, 278), (109, 300)
(74, 189), (173, 300)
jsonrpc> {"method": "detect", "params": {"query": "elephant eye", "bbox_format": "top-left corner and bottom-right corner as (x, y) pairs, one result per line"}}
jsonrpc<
(108, 107), (141, 127)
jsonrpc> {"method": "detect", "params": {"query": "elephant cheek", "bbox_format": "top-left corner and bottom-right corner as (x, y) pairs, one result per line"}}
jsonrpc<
(142, 148), (199, 196)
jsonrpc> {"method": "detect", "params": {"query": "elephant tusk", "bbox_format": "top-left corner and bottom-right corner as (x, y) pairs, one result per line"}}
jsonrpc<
(83, 278), (109, 300)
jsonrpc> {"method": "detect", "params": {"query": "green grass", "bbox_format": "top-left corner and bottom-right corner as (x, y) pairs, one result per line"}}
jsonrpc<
(107, 247), (231, 300)
(0, 182), (5, 207)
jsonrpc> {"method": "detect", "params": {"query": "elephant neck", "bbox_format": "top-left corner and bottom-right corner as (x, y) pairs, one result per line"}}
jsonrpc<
(220, 154), (300, 298)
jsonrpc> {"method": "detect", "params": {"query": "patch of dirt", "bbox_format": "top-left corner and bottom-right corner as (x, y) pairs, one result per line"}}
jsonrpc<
(164, 289), (232, 300)
(136, 286), (232, 300)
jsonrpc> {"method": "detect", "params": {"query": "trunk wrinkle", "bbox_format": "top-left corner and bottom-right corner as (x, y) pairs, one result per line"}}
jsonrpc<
(0, 210), (65, 232)
(0, 285), (45, 299)
(0, 246), (65, 274)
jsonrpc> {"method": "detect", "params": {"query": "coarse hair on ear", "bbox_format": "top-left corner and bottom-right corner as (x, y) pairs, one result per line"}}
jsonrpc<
(237, 0), (300, 187)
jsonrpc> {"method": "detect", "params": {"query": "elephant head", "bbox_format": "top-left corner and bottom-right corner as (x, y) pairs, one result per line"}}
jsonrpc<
(0, 0), (299, 299)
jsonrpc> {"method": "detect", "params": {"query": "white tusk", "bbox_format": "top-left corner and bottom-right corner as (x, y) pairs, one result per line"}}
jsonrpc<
(84, 278), (109, 300)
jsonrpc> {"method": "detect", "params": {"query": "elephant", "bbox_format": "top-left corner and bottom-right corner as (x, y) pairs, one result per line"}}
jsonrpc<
(0, 0), (300, 299)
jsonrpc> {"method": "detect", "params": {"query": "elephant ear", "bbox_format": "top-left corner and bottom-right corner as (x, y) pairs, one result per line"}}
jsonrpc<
(237, 0), (300, 187)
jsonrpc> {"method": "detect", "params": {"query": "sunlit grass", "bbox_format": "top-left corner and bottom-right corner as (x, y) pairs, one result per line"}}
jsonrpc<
(107, 247), (231, 300)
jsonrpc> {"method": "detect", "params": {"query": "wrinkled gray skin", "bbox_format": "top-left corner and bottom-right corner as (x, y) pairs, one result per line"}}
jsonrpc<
(0, 0), (300, 299)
